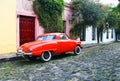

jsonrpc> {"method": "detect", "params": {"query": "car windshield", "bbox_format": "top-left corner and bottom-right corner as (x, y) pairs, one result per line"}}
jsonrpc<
(37, 35), (56, 40)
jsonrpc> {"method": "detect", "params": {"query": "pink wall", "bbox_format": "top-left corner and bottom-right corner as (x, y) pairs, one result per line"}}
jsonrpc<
(16, 0), (44, 47)
(16, 0), (72, 47)
(62, 4), (72, 36)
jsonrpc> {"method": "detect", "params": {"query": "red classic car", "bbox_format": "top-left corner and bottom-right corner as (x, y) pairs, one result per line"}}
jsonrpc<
(16, 33), (82, 62)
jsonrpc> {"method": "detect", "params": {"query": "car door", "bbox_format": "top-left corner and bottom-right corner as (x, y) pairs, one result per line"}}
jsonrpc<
(57, 34), (73, 53)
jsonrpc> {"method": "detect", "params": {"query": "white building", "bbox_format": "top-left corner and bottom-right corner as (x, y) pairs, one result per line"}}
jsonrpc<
(79, 26), (116, 44)
(65, 0), (117, 44)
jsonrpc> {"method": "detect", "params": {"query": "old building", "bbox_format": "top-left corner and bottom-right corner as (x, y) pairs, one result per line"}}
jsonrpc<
(0, 0), (116, 54)
(0, 0), (16, 54)
(81, 27), (116, 44)
(0, 0), (71, 54)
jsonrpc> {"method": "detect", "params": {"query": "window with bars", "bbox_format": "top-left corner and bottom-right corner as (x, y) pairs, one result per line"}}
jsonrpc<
(80, 27), (86, 41)
(106, 29), (109, 39)
(92, 27), (96, 40)
(111, 29), (113, 38)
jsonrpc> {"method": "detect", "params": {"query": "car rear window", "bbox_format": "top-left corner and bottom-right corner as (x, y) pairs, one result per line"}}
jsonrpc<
(37, 35), (56, 40)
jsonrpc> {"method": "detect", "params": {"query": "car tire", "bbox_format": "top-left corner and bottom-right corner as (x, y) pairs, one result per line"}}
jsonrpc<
(74, 46), (81, 55)
(41, 51), (52, 62)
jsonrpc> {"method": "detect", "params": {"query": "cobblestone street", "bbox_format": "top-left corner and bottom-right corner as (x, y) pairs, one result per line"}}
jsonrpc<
(0, 42), (120, 81)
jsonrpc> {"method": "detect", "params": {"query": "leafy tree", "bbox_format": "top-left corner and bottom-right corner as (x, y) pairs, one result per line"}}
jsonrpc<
(70, 0), (107, 43)
(33, 0), (64, 32)
(71, 0), (103, 27)
(96, 5), (110, 43)
(108, 0), (120, 40)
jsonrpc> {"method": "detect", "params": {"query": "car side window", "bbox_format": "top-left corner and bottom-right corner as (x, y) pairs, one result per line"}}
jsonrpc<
(60, 34), (68, 40)
(52, 35), (56, 39)
(37, 35), (56, 40)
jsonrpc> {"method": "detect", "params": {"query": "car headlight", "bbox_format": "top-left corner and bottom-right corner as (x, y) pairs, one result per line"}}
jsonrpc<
(17, 48), (23, 52)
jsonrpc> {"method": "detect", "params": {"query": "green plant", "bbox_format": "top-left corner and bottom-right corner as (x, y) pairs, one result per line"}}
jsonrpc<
(70, 0), (104, 37)
(33, 0), (64, 32)
(109, 1), (120, 41)
(70, 0), (110, 43)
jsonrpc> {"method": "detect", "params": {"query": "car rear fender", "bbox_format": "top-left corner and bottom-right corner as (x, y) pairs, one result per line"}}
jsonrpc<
(32, 49), (56, 56)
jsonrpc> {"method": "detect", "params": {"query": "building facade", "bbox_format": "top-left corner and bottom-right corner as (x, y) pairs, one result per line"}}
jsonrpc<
(0, 0), (72, 54)
(80, 26), (116, 44)
(0, 0), (116, 54)
(16, 0), (71, 47)
(0, 0), (16, 54)
(16, 0), (44, 47)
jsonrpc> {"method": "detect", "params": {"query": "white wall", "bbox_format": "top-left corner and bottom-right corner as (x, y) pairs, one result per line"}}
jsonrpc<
(102, 29), (116, 43)
(82, 26), (97, 44)
(81, 27), (116, 45)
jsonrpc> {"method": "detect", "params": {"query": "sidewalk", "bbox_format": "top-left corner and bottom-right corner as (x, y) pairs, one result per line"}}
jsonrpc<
(0, 53), (16, 59)
(82, 43), (97, 48)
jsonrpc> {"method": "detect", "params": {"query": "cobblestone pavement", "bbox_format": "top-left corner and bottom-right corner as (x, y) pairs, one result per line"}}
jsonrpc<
(0, 42), (120, 81)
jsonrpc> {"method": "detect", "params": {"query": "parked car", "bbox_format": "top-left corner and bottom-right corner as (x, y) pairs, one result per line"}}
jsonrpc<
(16, 33), (82, 62)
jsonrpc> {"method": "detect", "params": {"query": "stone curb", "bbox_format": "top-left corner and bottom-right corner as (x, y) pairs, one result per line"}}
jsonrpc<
(0, 56), (24, 63)
(0, 54), (23, 63)
(82, 43), (97, 48)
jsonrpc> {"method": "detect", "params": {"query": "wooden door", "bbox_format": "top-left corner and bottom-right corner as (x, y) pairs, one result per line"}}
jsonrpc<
(20, 16), (35, 45)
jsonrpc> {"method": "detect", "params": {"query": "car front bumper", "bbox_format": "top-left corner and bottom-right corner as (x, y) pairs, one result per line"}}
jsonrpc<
(16, 52), (32, 57)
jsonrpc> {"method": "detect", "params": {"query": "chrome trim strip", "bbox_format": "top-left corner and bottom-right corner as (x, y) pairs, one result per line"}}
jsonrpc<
(16, 52), (32, 56)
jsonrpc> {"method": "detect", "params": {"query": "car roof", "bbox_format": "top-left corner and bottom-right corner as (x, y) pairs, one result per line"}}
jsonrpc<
(36, 33), (70, 39)
(40, 33), (65, 36)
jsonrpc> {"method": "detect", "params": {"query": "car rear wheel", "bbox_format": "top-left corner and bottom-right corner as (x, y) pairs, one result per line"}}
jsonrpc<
(41, 51), (52, 62)
(74, 46), (81, 55)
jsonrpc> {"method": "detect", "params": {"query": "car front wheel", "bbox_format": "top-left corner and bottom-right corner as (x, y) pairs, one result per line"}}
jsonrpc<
(74, 46), (81, 55)
(41, 51), (52, 62)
